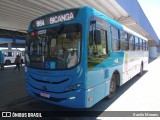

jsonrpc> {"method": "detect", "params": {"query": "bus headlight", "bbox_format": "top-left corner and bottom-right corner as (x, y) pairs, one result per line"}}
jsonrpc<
(67, 83), (81, 91)
(69, 97), (76, 100)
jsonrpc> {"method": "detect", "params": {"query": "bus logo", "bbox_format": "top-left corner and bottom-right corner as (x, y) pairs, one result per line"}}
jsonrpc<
(114, 58), (119, 63)
(100, 68), (104, 74)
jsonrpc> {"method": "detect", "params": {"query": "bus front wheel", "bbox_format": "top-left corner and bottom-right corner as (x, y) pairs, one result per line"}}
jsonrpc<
(5, 60), (11, 65)
(107, 75), (117, 99)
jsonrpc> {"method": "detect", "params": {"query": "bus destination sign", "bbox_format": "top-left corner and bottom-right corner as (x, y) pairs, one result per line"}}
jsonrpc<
(32, 9), (78, 28)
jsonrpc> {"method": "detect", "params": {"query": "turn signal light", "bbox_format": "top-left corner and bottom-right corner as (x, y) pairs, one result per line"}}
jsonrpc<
(67, 83), (81, 91)
(88, 97), (93, 101)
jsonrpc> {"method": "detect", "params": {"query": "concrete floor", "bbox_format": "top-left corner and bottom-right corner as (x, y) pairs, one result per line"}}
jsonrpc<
(0, 65), (29, 106)
(0, 58), (160, 120)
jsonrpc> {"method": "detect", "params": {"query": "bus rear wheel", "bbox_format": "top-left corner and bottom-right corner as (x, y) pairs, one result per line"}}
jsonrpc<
(139, 63), (143, 76)
(107, 75), (117, 99)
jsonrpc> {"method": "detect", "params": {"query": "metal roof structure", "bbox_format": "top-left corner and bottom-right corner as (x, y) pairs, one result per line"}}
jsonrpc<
(116, 0), (159, 45)
(0, 0), (159, 45)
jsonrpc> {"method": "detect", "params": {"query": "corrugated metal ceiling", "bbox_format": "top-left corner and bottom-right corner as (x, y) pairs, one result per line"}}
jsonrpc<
(0, 0), (158, 43)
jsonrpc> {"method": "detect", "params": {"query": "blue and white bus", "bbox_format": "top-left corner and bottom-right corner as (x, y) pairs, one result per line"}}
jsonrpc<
(25, 6), (148, 108)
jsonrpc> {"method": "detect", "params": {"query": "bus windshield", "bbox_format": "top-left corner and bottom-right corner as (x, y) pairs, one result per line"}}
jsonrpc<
(26, 23), (81, 70)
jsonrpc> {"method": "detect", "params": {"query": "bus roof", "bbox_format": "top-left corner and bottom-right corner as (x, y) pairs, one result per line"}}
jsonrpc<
(122, 25), (148, 41)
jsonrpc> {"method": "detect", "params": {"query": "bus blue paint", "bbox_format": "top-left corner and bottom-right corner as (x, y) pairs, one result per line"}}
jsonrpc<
(25, 6), (148, 108)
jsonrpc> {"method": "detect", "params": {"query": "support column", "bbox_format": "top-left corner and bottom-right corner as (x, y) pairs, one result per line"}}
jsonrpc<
(8, 43), (12, 50)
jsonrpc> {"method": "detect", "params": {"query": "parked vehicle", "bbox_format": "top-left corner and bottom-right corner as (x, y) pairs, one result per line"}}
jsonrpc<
(1, 49), (24, 65)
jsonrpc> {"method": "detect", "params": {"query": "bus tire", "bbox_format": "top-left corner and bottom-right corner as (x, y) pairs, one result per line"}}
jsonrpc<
(139, 63), (143, 76)
(107, 74), (117, 99)
(5, 60), (11, 65)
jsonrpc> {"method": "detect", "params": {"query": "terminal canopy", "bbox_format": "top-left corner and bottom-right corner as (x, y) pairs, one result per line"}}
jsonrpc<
(0, 0), (159, 44)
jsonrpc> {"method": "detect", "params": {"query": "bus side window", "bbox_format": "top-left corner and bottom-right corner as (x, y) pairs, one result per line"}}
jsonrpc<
(139, 39), (143, 50)
(120, 31), (128, 51)
(142, 40), (145, 51)
(144, 40), (146, 51)
(111, 27), (120, 51)
(128, 34), (135, 51)
(88, 24), (108, 70)
(88, 29), (107, 57)
(146, 41), (148, 51)
(135, 37), (139, 50)
(88, 29), (108, 71)
(8, 52), (13, 57)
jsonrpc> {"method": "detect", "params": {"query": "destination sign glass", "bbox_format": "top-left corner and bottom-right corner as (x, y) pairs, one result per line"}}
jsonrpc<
(31, 9), (79, 28)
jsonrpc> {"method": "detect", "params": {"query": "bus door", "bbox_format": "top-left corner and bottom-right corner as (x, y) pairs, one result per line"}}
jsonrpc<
(87, 17), (109, 105)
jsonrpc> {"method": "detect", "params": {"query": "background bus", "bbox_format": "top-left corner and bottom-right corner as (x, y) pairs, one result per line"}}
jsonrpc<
(25, 6), (148, 108)
(1, 49), (24, 64)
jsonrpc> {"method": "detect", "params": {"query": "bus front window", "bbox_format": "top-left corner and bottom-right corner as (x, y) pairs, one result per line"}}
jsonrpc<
(26, 24), (81, 70)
